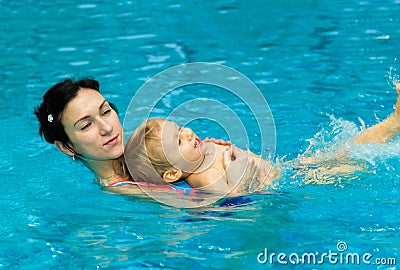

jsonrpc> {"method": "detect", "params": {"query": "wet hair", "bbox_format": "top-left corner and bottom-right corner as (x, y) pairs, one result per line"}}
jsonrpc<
(33, 78), (118, 147)
(125, 118), (173, 184)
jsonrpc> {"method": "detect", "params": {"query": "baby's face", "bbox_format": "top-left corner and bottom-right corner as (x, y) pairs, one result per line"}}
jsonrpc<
(159, 120), (207, 174)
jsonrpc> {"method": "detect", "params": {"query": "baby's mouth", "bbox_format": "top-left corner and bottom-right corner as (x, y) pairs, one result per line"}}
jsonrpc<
(195, 137), (202, 148)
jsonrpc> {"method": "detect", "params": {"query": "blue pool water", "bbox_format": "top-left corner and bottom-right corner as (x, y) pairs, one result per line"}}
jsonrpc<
(2, 0), (400, 269)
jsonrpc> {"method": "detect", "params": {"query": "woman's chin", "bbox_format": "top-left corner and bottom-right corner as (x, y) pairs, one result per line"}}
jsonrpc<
(108, 147), (124, 160)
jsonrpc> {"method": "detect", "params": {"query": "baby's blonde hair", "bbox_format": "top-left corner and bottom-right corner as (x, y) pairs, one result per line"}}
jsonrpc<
(125, 118), (173, 184)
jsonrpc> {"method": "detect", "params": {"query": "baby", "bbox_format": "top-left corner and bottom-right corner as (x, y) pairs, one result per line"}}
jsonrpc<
(124, 118), (279, 194)
(125, 83), (400, 193)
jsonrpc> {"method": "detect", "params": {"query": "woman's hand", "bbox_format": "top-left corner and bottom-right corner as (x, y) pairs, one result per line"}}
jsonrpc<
(204, 137), (232, 146)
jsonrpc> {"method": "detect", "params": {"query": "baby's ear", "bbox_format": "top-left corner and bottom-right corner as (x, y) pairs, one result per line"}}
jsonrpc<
(162, 168), (182, 183)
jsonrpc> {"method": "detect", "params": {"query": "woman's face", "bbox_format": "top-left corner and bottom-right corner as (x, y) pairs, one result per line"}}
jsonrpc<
(61, 88), (124, 161)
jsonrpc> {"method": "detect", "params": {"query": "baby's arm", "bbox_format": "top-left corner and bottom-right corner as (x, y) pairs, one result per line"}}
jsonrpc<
(354, 83), (400, 144)
(188, 168), (230, 192)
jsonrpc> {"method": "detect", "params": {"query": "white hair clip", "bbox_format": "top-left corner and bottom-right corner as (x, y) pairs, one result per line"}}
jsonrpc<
(47, 114), (53, 123)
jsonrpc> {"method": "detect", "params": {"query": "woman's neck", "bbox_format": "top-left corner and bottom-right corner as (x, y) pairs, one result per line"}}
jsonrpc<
(84, 156), (129, 186)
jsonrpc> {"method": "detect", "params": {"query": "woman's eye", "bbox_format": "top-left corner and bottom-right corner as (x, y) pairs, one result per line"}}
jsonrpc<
(178, 138), (181, 145)
(102, 108), (112, 116)
(81, 123), (92, 131)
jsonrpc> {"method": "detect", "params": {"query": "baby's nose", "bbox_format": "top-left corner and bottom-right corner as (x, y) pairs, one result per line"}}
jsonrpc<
(180, 129), (193, 141)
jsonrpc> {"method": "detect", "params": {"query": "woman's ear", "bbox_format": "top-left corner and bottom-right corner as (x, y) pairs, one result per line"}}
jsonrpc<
(162, 168), (183, 183)
(54, 141), (74, 157)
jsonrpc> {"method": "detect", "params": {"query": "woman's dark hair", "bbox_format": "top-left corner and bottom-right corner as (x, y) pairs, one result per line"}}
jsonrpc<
(34, 78), (118, 145)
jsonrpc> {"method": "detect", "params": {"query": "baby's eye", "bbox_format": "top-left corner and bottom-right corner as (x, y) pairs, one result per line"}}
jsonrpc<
(177, 126), (183, 145)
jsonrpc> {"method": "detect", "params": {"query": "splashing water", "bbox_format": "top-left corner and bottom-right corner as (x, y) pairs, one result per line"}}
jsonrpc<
(386, 57), (400, 90)
(275, 115), (400, 189)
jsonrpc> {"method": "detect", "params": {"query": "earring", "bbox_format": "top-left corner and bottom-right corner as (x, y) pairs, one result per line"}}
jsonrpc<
(72, 155), (76, 161)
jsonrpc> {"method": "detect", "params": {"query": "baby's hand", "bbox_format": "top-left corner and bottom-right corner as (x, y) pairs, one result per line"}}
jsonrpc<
(249, 161), (277, 192)
(222, 145), (257, 194)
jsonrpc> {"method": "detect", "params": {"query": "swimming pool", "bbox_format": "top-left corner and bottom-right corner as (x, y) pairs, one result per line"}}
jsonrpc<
(2, 0), (400, 268)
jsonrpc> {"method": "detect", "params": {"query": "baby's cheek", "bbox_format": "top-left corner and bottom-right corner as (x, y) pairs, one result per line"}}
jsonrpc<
(180, 147), (193, 159)
(190, 149), (202, 161)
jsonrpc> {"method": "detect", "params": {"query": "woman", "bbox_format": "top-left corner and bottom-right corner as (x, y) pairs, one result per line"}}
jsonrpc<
(34, 78), (130, 187)
(34, 78), (254, 194)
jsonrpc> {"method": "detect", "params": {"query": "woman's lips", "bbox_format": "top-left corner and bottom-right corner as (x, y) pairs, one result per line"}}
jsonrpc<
(104, 135), (119, 146)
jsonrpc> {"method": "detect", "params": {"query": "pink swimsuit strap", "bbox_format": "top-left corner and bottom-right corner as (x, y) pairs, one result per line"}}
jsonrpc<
(107, 180), (196, 194)
(108, 180), (137, 187)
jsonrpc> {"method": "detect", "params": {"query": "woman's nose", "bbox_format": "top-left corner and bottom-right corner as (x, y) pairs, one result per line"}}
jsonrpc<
(99, 118), (113, 135)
